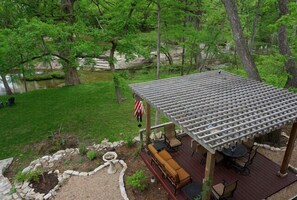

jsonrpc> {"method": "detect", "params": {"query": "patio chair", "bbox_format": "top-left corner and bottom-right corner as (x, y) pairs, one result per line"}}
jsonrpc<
(242, 138), (254, 153)
(6, 97), (15, 106)
(164, 124), (182, 150)
(211, 180), (238, 200)
(233, 146), (258, 175)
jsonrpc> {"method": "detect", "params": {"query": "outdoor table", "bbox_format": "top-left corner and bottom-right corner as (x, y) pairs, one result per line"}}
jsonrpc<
(153, 140), (167, 151)
(221, 144), (248, 158)
(181, 182), (202, 200)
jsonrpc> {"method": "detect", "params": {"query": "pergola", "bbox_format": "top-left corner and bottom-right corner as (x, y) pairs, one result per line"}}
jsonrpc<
(129, 70), (297, 199)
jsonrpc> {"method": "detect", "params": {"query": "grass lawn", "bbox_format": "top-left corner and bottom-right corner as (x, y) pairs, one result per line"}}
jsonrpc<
(0, 66), (291, 165)
(0, 69), (180, 161)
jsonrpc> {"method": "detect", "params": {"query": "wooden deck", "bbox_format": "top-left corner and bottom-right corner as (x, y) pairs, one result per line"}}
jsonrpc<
(140, 136), (297, 200)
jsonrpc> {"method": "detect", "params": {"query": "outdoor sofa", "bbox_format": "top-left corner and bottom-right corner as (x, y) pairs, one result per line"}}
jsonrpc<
(147, 144), (192, 194)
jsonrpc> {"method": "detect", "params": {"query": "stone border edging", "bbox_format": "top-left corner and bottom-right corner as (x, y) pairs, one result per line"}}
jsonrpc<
(4, 138), (128, 200)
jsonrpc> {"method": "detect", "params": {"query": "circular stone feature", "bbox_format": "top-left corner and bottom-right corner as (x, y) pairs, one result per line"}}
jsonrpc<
(102, 152), (118, 174)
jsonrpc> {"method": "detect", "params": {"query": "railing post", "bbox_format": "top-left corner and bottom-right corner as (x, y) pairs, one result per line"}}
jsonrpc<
(146, 102), (151, 146)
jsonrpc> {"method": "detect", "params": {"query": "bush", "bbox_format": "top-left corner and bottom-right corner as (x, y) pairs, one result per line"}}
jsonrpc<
(127, 170), (148, 191)
(86, 150), (97, 160)
(125, 136), (135, 148)
(14, 170), (42, 182)
(79, 144), (88, 155)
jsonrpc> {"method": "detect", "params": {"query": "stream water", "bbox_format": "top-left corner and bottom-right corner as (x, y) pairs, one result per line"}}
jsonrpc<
(0, 70), (113, 96)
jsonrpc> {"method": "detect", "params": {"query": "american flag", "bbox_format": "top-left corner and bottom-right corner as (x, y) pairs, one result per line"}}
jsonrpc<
(134, 100), (144, 116)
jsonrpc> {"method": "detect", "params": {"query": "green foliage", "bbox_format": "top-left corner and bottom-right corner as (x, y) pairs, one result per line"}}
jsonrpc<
(9, 187), (16, 195)
(86, 150), (97, 161)
(125, 135), (135, 148)
(64, 160), (70, 165)
(79, 144), (88, 155)
(14, 170), (42, 183)
(201, 177), (213, 200)
(127, 170), (148, 191)
(133, 143), (142, 159)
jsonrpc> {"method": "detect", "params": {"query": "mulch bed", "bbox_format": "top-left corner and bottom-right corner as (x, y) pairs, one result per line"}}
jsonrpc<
(31, 172), (58, 194)
(115, 144), (169, 200)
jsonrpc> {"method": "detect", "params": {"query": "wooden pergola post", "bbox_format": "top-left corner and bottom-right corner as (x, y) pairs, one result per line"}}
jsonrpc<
(202, 151), (216, 200)
(145, 102), (151, 146)
(278, 122), (297, 177)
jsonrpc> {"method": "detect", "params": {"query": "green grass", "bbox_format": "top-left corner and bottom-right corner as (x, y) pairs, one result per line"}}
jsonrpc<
(0, 69), (178, 160)
(1, 65), (290, 162)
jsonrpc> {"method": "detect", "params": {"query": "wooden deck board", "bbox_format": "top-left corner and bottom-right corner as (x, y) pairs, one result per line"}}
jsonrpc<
(140, 136), (297, 200)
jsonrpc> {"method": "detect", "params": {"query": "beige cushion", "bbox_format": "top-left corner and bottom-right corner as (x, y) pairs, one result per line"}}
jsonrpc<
(169, 138), (182, 147)
(167, 159), (181, 170)
(212, 183), (224, 199)
(159, 149), (172, 160)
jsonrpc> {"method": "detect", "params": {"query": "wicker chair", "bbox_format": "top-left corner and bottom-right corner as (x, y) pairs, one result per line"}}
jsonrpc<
(211, 180), (238, 200)
(164, 124), (182, 150)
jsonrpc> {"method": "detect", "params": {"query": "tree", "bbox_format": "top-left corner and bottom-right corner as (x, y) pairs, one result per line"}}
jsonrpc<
(277, 0), (297, 88)
(221, 0), (261, 81)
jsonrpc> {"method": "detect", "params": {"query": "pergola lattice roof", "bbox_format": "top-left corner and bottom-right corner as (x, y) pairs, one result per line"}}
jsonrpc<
(129, 70), (297, 153)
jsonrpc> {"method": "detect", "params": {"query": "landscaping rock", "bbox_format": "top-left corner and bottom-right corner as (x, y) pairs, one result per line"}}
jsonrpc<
(41, 155), (50, 161)
(79, 172), (88, 177)
(12, 193), (19, 199)
(35, 193), (44, 200)
(0, 158), (13, 174)
(72, 171), (79, 176)
(62, 173), (70, 179)
(21, 182), (29, 190)
(22, 166), (32, 173)
(44, 192), (52, 200)
(33, 163), (42, 170)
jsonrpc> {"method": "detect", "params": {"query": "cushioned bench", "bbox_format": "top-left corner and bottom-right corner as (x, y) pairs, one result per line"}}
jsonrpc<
(148, 144), (191, 194)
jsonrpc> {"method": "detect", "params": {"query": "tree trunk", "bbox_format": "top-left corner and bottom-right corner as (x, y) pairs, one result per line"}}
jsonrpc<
(0, 73), (13, 95)
(221, 0), (261, 81)
(155, 0), (161, 126)
(109, 40), (123, 104)
(181, 42), (185, 76)
(61, 0), (80, 86)
(65, 67), (80, 85)
(277, 0), (297, 88)
(249, 0), (261, 54)
(164, 51), (173, 65)
(156, 0), (161, 80)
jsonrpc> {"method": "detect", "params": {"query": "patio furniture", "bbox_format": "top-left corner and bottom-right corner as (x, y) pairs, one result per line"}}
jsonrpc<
(6, 97), (15, 106)
(242, 139), (255, 153)
(233, 146), (258, 175)
(211, 180), (238, 200)
(147, 144), (192, 194)
(222, 144), (248, 159)
(181, 182), (201, 200)
(153, 140), (167, 151)
(164, 124), (182, 150)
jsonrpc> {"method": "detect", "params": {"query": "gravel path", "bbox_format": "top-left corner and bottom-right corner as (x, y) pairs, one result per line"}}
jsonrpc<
(55, 163), (123, 200)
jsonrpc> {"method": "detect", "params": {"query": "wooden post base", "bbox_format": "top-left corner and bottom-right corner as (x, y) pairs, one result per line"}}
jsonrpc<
(277, 171), (288, 178)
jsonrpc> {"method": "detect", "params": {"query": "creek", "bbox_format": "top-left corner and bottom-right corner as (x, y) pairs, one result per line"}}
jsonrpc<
(0, 70), (113, 96)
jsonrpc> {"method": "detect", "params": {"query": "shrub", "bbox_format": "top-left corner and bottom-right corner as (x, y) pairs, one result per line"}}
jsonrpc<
(79, 144), (88, 155)
(127, 170), (148, 191)
(125, 136), (134, 148)
(86, 150), (97, 160)
(14, 170), (42, 183)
